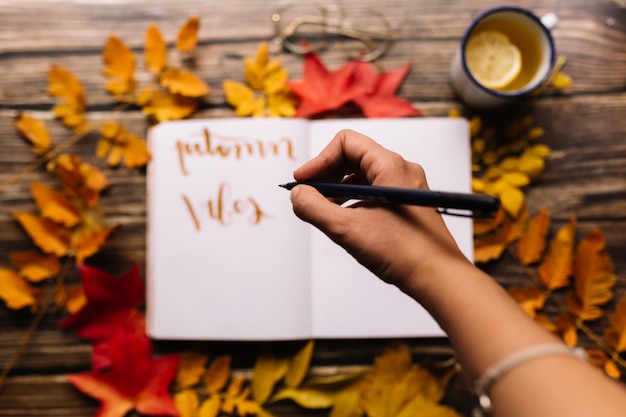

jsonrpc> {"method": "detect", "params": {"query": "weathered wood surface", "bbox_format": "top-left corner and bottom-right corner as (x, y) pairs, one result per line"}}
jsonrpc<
(0, 0), (625, 416)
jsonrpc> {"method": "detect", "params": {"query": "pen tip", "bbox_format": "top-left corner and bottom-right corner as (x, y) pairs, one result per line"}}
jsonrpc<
(278, 182), (297, 190)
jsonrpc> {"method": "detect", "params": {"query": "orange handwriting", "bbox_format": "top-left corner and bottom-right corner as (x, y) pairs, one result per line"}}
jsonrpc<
(182, 182), (270, 230)
(176, 128), (296, 176)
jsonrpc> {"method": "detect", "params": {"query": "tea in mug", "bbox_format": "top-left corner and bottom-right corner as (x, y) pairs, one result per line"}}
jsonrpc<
(465, 15), (544, 92)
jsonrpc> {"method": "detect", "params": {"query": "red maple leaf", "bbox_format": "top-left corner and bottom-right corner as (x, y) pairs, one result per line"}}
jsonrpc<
(287, 51), (373, 117)
(68, 316), (179, 417)
(60, 263), (145, 340)
(352, 61), (421, 118)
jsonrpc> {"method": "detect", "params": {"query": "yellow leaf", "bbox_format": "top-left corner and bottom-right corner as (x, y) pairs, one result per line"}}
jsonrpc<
(177, 16), (200, 52)
(329, 387), (363, 417)
(528, 126), (545, 140)
(48, 154), (108, 207)
(47, 65), (87, 131)
(8, 250), (60, 282)
(500, 171), (530, 187)
(498, 185), (525, 218)
(15, 113), (51, 154)
(267, 90), (297, 118)
(244, 58), (264, 91)
(102, 35), (136, 98)
(175, 389), (199, 417)
(141, 90), (197, 121)
(604, 359), (621, 379)
(517, 150), (545, 180)
(507, 285), (546, 318)
(469, 116), (482, 137)
(529, 143), (550, 157)
(500, 205), (528, 244)
(161, 68), (210, 97)
(516, 207), (550, 265)
(13, 211), (70, 257)
(586, 349), (620, 379)
(270, 371), (364, 409)
(222, 377), (249, 414)
(552, 72), (573, 90)
(198, 395), (221, 417)
(73, 227), (114, 263)
(223, 79), (256, 116)
(252, 349), (289, 404)
(204, 355), (231, 393)
(0, 268), (39, 310)
(554, 313), (578, 347)
(31, 181), (80, 227)
(396, 395), (462, 417)
(538, 217), (576, 290)
(145, 23), (168, 74)
(176, 350), (209, 388)
(285, 340), (314, 388)
(97, 123), (151, 168)
(255, 41), (269, 67)
(605, 295), (626, 353)
(567, 228), (616, 321)
(473, 234), (506, 264)
(61, 284), (86, 313)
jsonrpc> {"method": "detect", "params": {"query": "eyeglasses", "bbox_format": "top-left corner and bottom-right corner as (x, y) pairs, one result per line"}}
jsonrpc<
(270, 4), (394, 62)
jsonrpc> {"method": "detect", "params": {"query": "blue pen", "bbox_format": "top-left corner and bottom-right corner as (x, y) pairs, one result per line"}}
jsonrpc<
(279, 181), (499, 217)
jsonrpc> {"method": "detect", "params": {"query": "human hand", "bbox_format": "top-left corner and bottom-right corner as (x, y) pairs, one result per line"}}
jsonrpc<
(289, 129), (471, 296)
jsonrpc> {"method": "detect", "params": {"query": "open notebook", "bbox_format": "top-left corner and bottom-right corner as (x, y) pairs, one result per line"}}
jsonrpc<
(146, 118), (471, 340)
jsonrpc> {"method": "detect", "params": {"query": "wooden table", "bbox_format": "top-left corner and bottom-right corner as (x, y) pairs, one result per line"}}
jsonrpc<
(0, 1), (624, 416)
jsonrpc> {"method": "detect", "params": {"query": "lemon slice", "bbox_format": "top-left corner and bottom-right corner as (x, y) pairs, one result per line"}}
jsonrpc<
(465, 30), (522, 90)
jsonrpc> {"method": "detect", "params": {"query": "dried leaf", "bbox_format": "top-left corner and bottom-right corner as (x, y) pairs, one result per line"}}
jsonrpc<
(198, 395), (221, 417)
(567, 228), (616, 321)
(507, 285), (546, 318)
(176, 350), (209, 388)
(267, 90), (297, 117)
(552, 72), (573, 90)
(0, 267), (39, 310)
(160, 68), (210, 97)
(13, 211), (71, 257)
(223, 80), (264, 117)
(285, 340), (314, 388)
(329, 387), (363, 417)
(500, 205), (528, 244)
(204, 355), (231, 393)
(270, 371), (364, 409)
(14, 113), (51, 154)
(31, 181), (80, 227)
(74, 227), (114, 263)
(102, 35), (136, 98)
(396, 395), (461, 417)
(517, 149), (546, 180)
(177, 16), (200, 52)
(498, 185), (525, 218)
(473, 234), (506, 264)
(8, 249), (60, 282)
(47, 65), (87, 130)
(605, 295), (626, 353)
(586, 349), (620, 379)
(175, 389), (200, 417)
(141, 89), (198, 121)
(62, 284), (87, 313)
(48, 154), (108, 206)
(516, 207), (550, 265)
(538, 217), (576, 290)
(252, 349), (289, 404)
(145, 23), (168, 74)
(97, 122), (151, 168)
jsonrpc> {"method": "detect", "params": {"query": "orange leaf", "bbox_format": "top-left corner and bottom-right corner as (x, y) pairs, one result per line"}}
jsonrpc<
(507, 285), (546, 318)
(141, 90), (197, 121)
(56, 284), (87, 313)
(160, 68), (210, 97)
(175, 389), (199, 417)
(516, 207), (550, 265)
(31, 181), (80, 227)
(102, 35), (136, 98)
(586, 349), (621, 379)
(501, 205), (528, 244)
(13, 211), (71, 257)
(176, 350), (209, 388)
(177, 16), (200, 52)
(473, 206), (505, 236)
(47, 65), (87, 130)
(473, 234), (506, 264)
(48, 154), (108, 206)
(14, 113), (51, 154)
(8, 250), (60, 282)
(567, 228), (616, 321)
(204, 355), (231, 394)
(145, 23), (168, 74)
(0, 268), (39, 310)
(73, 227), (114, 263)
(606, 295), (626, 353)
(537, 217), (576, 290)
(97, 122), (151, 168)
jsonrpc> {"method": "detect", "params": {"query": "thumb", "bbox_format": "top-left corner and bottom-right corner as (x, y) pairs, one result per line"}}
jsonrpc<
(290, 184), (347, 232)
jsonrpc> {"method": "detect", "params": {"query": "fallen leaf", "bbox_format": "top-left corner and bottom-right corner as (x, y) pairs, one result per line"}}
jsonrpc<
(0, 267), (39, 310)
(13, 211), (71, 257)
(141, 89), (198, 121)
(351, 61), (421, 118)
(176, 350), (209, 388)
(567, 228), (616, 321)
(285, 340), (314, 388)
(252, 349), (289, 404)
(516, 207), (550, 265)
(145, 23), (168, 74)
(605, 295), (626, 353)
(271, 371), (364, 409)
(47, 65), (87, 130)
(73, 227), (115, 263)
(198, 395), (221, 417)
(507, 285), (546, 318)
(48, 154), (109, 206)
(204, 355), (231, 393)
(175, 389), (200, 417)
(30, 181), (80, 228)
(586, 349), (620, 379)
(56, 284), (86, 313)
(8, 249), (60, 282)
(160, 68), (210, 97)
(329, 387), (363, 417)
(498, 185), (525, 218)
(538, 217), (576, 290)
(396, 395), (461, 417)
(473, 234), (506, 264)
(102, 35), (136, 99)
(177, 16), (200, 52)
(97, 122), (151, 168)
(223, 80), (265, 117)
(14, 113), (51, 154)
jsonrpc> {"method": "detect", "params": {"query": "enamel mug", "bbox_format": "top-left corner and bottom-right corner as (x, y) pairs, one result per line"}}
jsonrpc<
(450, 6), (558, 109)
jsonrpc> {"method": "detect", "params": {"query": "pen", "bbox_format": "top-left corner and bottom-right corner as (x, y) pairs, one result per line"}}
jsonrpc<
(279, 181), (500, 217)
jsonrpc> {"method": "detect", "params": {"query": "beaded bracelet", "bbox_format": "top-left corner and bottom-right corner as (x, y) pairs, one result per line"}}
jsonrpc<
(473, 344), (585, 415)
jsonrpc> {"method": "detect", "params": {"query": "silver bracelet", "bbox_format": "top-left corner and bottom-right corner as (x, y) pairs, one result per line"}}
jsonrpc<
(473, 344), (585, 415)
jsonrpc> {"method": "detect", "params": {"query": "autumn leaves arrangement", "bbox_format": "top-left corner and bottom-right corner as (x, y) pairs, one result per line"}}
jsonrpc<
(0, 13), (621, 417)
